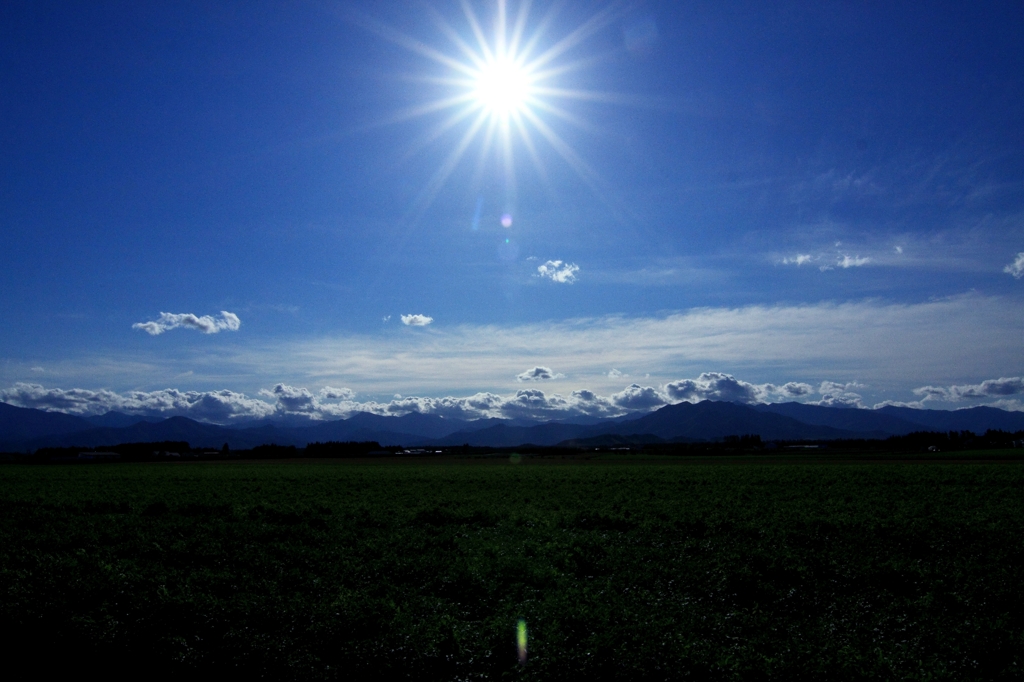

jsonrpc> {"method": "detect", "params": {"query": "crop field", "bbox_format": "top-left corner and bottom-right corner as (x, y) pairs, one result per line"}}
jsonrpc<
(1, 458), (1023, 680)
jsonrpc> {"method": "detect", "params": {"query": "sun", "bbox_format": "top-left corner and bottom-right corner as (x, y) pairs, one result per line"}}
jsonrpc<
(473, 57), (533, 118)
(355, 1), (623, 218)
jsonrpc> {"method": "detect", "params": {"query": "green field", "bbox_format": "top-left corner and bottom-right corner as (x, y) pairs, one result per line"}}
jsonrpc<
(2, 458), (1022, 680)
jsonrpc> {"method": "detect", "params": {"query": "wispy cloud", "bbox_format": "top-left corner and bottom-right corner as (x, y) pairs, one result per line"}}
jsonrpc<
(836, 255), (870, 268)
(815, 380), (867, 408)
(818, 254), (871, 272)
(778, 247), (870, 271)
(133, 311), (241, 336)
(766, 217), (1024, 275)
(782, 254), (813, 266)
(1005, 253), (1024, 279)
(400, 314), (434, 326)
(537, 260), (579, 283)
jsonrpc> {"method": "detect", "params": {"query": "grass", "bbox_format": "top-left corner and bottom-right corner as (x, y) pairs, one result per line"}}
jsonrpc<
(1, 459), (1022, 680)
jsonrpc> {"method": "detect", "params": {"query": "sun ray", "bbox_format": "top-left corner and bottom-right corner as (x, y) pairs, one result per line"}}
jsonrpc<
(529, 53), (614, 83)
(507, 0), (532, 59)
(426, 7), (488, 72)
(511, 110), (549, 182)
(382, 92), (477, 127)
(532, 86), (643, 106)
(394, 103), (484, 167)
(471, 116), (501, 188)
(514, 2), (561, 65)
(407, 108), (491, 220)
(527, 5), (621, 72)
(460, 0), (496, 65)
(495, 0), (508, 58)
(527, 98), (602, 135)
(501, 115), (517, 210)
(520, 106), (603, 194)
(352, 10), (479, 78)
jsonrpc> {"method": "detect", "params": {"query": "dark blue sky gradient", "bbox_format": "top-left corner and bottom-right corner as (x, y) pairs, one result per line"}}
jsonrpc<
(1, 1), (1022, 413)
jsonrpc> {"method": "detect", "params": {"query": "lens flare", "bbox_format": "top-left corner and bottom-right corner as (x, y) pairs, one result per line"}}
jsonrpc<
(517, 618), (528, 664)
(498, 237), (519, 262)
(501, 213), (513, 227)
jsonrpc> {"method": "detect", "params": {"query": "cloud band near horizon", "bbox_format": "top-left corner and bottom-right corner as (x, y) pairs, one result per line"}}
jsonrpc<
(2, 372), (1024, 425)
(5, 295), (1023, 404)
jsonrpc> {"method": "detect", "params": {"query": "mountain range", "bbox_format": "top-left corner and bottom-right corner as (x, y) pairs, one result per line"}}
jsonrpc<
(3, 399), (1024, 453)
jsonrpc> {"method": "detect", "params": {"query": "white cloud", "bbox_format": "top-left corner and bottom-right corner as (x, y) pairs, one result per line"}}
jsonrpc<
(259, 384), (317, 413)
(1005, 253), (1024, 279)
(985, 399), (1024, 412)
(319, 386), (356, 401)
(611, 383), (667, 410)
(782, 254), (813, 266)
(913, 376), (1024, 403)
(607, 368), (626, 378)
(537, 260), (579, 284)
(871, 399), (925, 409)
(516, 366), (564, 382)
(401, 314), (433, 326)
(776, 381), (815, 397)
(815, 393), (864, 408)
(819, 380), (866, 394)
(664, 372), (815, 405)
(665, 372), (763, 404)
(812, 380), (866, 408)
(133, 311), (241, 336)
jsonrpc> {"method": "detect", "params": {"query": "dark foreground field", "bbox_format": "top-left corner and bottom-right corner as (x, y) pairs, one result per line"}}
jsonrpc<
(1, 457), (1022, 680)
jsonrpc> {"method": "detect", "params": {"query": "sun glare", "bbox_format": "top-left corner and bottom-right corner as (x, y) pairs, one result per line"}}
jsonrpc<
(474, 57), (533, 117)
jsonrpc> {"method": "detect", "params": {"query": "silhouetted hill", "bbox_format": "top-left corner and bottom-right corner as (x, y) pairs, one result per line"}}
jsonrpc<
(752, 402), (924, 436)
(875, 405), (1024, 433)
(435, 401), (862, 446)
(85, 411), (163, 428)
(4, 399), (1024, 452)
(17, 417), (249, 451)
(0, 402), (93, 446)
(323, 412), (472, 440)
(621, 401), (864, 441)
(756, 402), (1024, 435)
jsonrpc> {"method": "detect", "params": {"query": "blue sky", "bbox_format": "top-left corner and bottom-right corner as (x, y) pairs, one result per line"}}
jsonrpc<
(2, 1), (1023, 421)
